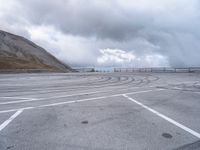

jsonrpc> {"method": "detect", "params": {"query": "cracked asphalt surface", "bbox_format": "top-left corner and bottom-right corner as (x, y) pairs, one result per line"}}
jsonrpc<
(0, 72), (200, 150)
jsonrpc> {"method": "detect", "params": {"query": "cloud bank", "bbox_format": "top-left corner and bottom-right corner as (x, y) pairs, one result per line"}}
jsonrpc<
(1, 0), (200, 67)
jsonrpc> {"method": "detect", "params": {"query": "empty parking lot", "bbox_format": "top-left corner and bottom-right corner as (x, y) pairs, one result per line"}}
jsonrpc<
(0, 72), (200, 150)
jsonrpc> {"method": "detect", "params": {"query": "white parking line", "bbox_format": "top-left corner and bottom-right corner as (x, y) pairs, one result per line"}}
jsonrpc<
(0, 86), (156, 105)
(0, 110), (23, 132)
(38, 89), (163, 108)
(171, 87), (200, 93)
(0, 96), (36, 100)
(0, 89), (164, 114)
(123, 94), (200, 139)
(0, 91), (106, 105)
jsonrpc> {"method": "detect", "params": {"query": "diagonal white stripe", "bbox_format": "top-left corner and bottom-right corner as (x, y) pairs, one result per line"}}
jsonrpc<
(123, 94), (200, 139)
(0, 110), (23, 132)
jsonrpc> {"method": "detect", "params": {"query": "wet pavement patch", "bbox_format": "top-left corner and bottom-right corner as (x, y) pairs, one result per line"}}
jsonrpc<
(162, 133), (173, 139)
(7, 146), (14, 149)
(81, 120), (89, 124)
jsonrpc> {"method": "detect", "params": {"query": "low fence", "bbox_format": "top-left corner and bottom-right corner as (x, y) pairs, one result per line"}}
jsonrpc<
(73, 68), (95, 72)
(114, 67), (200, 73)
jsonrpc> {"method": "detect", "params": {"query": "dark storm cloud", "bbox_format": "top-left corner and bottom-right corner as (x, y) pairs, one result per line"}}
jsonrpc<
(1, 0), (200, 67)
(20, 0), (148, 40)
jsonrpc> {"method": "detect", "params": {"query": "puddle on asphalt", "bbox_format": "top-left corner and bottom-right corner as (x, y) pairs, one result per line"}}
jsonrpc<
(162, 133), (173, 139)
(7, 146), (14, 149)
(81, 120), (89, 124)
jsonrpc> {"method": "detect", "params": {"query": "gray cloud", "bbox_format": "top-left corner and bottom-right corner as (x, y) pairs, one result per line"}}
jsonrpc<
(1, 0), (200, 67)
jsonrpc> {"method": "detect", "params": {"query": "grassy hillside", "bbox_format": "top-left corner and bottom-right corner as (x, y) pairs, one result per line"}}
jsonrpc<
(0, 30), (72, 72)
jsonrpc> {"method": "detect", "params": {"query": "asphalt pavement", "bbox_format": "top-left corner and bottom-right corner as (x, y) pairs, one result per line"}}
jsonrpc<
(0, 72), (200, 150)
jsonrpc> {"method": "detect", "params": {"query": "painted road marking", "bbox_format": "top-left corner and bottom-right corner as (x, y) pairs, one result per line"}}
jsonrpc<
(0, 110), (23, 132)
(123, 94), (200, 139)
(1, 80), (198, 105)
(0, 89), (164, 114)
(0, 86), (157, 105)
(0, 96), (36, 100)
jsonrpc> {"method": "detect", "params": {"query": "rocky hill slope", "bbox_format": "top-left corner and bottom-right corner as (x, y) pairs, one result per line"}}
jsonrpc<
(0, 30), (72, 72)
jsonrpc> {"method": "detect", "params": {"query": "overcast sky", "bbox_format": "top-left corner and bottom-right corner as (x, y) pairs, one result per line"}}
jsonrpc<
(1, 0), (200, 67)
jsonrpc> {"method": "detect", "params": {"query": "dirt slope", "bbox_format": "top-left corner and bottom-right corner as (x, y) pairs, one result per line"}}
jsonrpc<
(0, 30), (72, 72)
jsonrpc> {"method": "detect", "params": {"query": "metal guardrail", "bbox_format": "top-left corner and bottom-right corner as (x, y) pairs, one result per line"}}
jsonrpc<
(73, 68), (95, 72)
(114, 67), (200, 73)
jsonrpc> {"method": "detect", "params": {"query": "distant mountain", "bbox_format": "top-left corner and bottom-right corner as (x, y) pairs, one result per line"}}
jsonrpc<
(0, 30), (72, 72)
